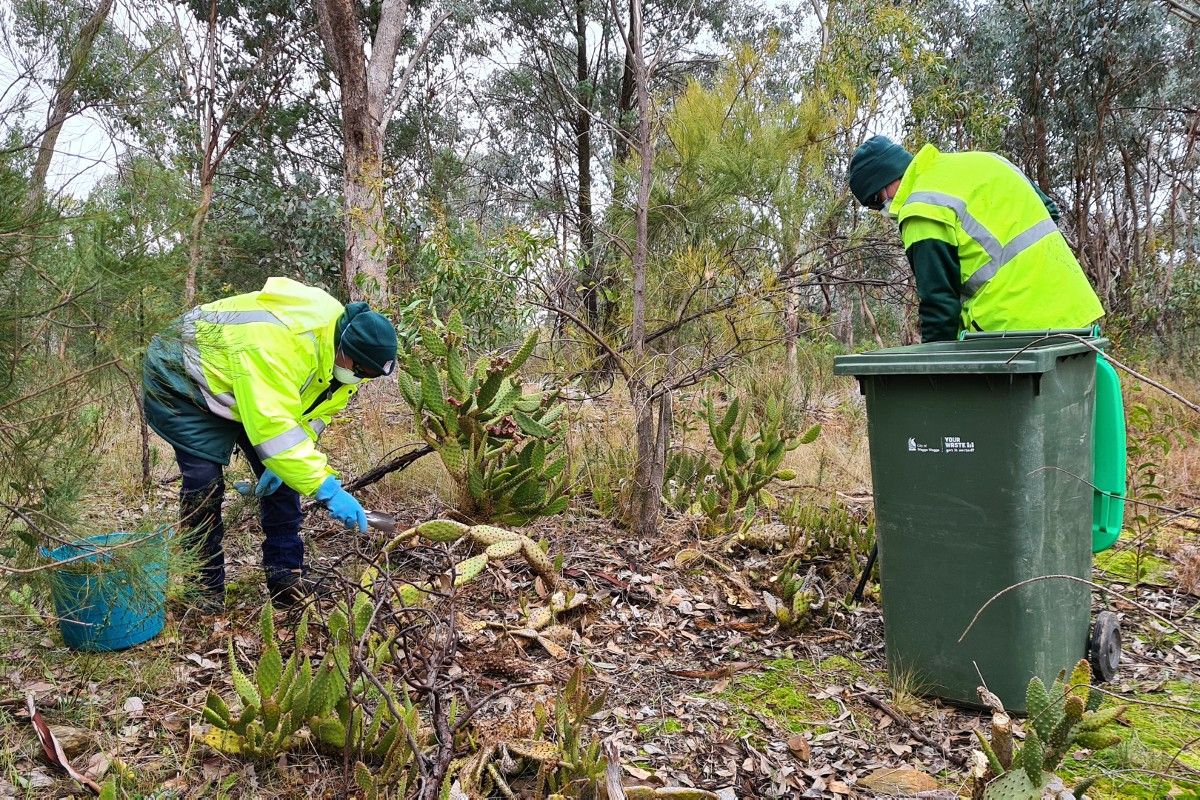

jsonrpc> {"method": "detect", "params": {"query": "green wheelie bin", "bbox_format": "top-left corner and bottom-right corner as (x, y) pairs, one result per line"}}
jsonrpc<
(834, 330), (1123, 712)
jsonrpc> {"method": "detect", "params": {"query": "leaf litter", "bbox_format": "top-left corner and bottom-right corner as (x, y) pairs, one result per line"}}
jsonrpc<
(5, 459), (1200, 798)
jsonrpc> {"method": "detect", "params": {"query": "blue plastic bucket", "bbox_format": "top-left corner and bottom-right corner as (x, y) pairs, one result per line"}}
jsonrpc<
(42, 530), (168, 651)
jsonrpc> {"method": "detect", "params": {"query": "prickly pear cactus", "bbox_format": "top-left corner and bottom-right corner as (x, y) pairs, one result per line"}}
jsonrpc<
(396, 312), (569, 525)
(201, 606), (313, 760)
(363, 520), (561, 605)
(667, 393), (818, 535)
(974, 659), (1126, 800)
(982, 768), (1045, 800)
(765, 558), (818, 627)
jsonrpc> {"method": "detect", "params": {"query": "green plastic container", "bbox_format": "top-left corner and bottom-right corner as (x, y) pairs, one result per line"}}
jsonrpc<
(834, 333), (1103, 711)
(1091, 355), (1126, 552)
(962, 329), (1127, 552)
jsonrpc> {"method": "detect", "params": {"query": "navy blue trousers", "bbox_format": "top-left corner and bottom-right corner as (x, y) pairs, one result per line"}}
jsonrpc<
(174, 435), (304, 596)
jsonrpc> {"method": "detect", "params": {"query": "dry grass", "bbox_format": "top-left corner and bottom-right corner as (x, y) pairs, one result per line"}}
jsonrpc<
(781, 403), (871, 494)
(889, 666), (933, 718)
(1127, 367), (1200, 502)
(1174, 545), (1200, 596)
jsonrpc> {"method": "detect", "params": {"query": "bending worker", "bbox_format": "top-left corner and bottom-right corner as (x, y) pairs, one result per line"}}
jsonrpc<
(142, 277), (397, 610)
(847, 135), (1104, 341)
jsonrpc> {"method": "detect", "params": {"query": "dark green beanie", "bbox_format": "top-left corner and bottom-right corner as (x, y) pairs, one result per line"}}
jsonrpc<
(336, 302), (398, 375)
(848, 135), (913, 208)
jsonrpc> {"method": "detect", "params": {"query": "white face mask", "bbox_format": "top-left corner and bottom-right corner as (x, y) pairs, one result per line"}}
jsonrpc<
(332, 365), (361, 385)
(880, 198), (893, 216)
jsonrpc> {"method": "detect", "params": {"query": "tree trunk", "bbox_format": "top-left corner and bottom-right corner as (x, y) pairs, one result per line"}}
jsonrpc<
(629, 386), (670, 536)
(623, 0), (662, 538)
(782, 239), (801, 367)
(614, 0), (636, 164)
(784, 286), (799, 368)
(184, 0), (219, 308)
(628, 0), (650, 355)
(23, 0), (115, 216)
(315, 0), (407, 307)
(186, 173), (214, 307)
(575, 0), (599, 330)
(342, 132), (388, 304)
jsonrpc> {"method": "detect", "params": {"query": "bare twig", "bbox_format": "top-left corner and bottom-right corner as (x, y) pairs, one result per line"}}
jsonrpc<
(0, 360), (119, 414)
(958, 574), (1200, 649)
(1030, 464), (1200, 520)
(1003, 333), (1200, 413)
(856, 691), (968, 768)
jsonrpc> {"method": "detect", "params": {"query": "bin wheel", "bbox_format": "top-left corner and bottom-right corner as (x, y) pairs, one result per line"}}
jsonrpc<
(1089, 611), (1121, 683)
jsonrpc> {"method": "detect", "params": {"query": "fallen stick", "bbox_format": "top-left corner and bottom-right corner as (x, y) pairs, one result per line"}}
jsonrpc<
(345, 444), (435, 492)
(856, 691), (968, 768)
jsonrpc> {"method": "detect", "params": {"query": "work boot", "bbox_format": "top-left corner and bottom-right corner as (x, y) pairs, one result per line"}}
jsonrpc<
(187, 588), (225, 616)
(267, 572), (327, 610)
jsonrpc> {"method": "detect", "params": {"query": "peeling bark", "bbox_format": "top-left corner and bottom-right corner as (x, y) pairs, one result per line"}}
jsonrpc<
(315, 0), (408, 305)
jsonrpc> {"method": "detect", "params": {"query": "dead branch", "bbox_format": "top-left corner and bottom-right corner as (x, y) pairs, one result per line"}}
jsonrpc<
(344, 444), (434, 492)
(1003, 333), (1200, 414)
(856, 691), (968, 768)
(958, 574), (1200, 649)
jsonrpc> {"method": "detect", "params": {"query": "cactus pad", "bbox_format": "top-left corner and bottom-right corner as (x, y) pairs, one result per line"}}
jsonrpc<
(397, 582), (427, 607)
(416, 519), (471, 542)
(526, 607), (553, 630)
(484, 538), (524, 559)
(452, 554), (490, 587)
(521, 537), (558, 585)
(470, 525), (517, 545)
(982, 769), (1043, 800)
(506, 738), (561, 763)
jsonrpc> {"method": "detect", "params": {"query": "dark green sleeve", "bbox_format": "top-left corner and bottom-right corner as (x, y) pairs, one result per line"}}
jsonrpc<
(905, 239), (962, 343)
(1030, 182), (1060, 222)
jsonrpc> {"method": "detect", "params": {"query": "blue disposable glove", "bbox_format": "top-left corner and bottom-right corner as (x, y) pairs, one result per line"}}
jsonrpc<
(314, 475), (367, 533)
(254, 469), (283, 497)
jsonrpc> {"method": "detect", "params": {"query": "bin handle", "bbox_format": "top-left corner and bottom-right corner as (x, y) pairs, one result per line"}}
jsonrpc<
(958, 325), (1101, 341)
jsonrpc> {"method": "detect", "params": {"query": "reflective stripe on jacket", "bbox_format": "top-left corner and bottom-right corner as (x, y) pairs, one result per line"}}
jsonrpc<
(146, 277), (358, 495)
(894, 144), (1104, 334)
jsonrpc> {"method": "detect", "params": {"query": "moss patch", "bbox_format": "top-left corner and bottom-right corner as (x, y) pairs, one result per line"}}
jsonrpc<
(1059, 679), (1200, 798)
(818, 655), (863, 675)
(1094, 548), (1173, 586)
(637, 717), (684, 739)
(716, 655), (881, 740)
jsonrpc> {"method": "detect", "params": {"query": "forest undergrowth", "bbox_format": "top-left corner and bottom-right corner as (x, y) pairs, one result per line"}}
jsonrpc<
(1, 353), (1197, 799)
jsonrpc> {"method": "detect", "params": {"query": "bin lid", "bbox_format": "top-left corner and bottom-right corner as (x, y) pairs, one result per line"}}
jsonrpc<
(833, 333), (1107, 376)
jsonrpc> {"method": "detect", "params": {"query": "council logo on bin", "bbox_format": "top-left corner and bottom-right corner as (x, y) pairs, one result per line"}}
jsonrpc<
(943, 436), (976, 453)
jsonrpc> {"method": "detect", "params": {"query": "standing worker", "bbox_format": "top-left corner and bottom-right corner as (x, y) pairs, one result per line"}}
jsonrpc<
(142, 277), (398, 610)
(847, 135), (1104, 342)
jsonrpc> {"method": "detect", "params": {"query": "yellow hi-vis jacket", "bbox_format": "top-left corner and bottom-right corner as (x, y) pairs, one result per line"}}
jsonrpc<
(895, 144), (1104, 334)
(172, 278), (360, 495)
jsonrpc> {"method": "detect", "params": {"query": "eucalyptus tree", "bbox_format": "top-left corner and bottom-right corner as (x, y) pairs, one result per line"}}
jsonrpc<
(474, 0), (731, 332)
(18, 0), (114, 216)
(313, 0), (455, 306)
(166, 0), (310, 304)
(919, 0), (1200, 334)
